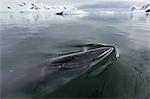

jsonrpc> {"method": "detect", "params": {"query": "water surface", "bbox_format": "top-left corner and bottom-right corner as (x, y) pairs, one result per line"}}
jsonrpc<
(0, 9), (150, 98)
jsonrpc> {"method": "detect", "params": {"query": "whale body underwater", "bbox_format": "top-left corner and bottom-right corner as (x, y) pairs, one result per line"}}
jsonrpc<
(34, 45), (117, 98)
(2, 45), (117, 98)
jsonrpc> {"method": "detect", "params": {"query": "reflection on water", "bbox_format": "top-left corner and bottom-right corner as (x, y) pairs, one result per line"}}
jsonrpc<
(0, 12), (86, 26)
(0, 11), (150, 26)
(0, 10), (150, 99)
(130, 12), (150, 23)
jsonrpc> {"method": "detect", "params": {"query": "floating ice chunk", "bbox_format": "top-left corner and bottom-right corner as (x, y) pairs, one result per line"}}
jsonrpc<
(99, 10), (115, 15)
(56, 9), (88, 16)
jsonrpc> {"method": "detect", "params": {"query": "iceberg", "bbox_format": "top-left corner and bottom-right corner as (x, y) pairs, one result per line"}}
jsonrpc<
(56, 10), (88, 16)
(130, 4), (150, 15)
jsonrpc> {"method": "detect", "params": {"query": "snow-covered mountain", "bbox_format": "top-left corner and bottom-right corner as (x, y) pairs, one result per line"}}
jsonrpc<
(0, 1), (73, 12)
(130, 3), (150, 15)
(0, 0), (87, 15)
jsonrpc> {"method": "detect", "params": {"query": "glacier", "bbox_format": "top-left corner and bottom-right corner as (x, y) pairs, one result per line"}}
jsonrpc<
(0, 0), (87, 15)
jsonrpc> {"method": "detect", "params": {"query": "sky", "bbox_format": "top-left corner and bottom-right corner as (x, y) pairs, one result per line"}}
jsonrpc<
(43, 0), (148, 7)
(53, 0), (148, 5)
(0, 0), (148, 5)
(0, 0), (149, 8)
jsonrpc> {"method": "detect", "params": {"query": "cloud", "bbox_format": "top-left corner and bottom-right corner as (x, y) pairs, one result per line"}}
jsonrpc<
(77, 0), (148, 9)
(79, 1), (130, 8)
(50, 0), (148, 6)
(0, 0), (148, 7)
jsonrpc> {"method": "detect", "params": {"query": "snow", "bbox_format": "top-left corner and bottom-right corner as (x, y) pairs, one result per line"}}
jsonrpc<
(0, 0), (87, 15)
(130, 4), (150, 11)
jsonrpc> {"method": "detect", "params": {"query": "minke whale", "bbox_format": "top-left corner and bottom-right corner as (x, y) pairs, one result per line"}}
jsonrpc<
(37, 46), (116, 81)
(2, 45), (117, 98)
(33, 45), (117, 98)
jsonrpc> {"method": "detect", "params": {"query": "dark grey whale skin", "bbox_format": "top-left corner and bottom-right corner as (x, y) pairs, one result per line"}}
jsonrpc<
(2, 46), (116, 98)
(34, 46), (116, 98)
(38, 46), (115, 81)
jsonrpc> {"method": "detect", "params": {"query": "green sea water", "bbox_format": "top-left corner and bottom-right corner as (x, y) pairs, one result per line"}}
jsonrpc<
(0, 8), (150, 99)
